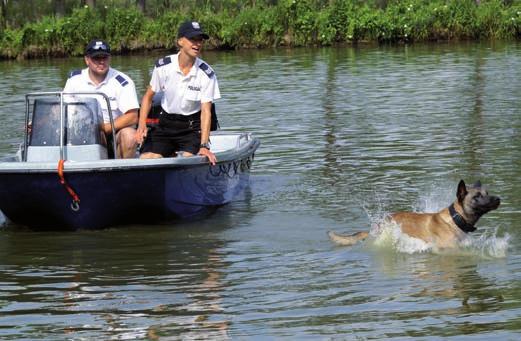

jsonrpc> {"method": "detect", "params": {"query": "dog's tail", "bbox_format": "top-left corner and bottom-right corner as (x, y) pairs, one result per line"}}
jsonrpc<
(328, 231), (369, 246)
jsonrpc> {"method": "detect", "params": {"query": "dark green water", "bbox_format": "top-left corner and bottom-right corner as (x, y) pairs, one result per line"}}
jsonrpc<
(0, 42), (520, 339)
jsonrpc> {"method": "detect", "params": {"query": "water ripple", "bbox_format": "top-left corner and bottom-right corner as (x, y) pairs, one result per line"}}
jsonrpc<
(1, 43), (521, 339)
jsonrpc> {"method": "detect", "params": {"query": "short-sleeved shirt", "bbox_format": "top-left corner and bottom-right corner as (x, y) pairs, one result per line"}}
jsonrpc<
(150, 53), (221, 116)
(64, 67), (139, 123)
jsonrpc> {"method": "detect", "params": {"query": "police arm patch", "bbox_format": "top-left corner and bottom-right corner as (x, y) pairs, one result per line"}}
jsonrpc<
(199, 62), (215, 78)
(155, 56), (172, 67)
(68, 69), (81, 78)
(115, 74), (129, 87)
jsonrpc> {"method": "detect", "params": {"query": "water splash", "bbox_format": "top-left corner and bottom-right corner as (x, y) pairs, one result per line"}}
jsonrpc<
(362, 183), (509, 258)
(457, 227), (510, 259)
(0, 210), (5, 227)
(367, 218), (509, 258)
(370, 219), (434, 254)
(413, 182), (454, 213)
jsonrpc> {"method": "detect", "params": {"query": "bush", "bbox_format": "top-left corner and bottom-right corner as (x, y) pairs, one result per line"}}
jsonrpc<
(58, 7), (103, 55)
(104, 7), (144, 51)
(0, 29), (23, 58)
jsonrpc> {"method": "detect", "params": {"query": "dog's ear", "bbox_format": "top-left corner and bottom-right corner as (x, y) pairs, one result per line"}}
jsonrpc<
(473, 180), (482, 188)
(457, 180), (468, 203)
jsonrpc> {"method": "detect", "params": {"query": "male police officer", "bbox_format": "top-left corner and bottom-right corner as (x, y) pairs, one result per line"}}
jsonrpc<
(64, 39), (139, 158)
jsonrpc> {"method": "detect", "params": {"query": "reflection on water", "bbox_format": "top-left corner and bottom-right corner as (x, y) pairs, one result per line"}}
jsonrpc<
(0, 222), (233, 339)
(1, 42), (521, 338)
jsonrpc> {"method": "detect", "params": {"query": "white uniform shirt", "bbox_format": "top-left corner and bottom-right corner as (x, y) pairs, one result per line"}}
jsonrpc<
(150, 53), (221, 116)
(63, 67), (139, 123)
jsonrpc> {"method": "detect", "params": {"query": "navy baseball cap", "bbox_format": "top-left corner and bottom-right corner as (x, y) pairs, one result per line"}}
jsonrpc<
(85, 39), (111, 57)
(177, 21), (209, 40)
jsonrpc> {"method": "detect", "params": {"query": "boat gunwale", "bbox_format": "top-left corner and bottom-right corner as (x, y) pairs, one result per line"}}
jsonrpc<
(0, 137), (259, 174)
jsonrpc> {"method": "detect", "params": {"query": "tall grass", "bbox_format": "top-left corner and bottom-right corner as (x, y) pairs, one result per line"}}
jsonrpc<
(2, 0), (521, 59)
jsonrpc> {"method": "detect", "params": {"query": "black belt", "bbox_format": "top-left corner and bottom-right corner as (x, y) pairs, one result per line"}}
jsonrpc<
(161, 108), (200, 121)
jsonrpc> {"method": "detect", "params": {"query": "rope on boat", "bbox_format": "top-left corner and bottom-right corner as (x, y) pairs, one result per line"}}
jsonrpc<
(57, 159), (81, 212)
(209, 156), (253, 178)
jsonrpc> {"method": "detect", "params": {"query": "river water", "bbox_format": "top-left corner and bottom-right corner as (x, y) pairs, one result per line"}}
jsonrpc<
(0, 42), (520, 339)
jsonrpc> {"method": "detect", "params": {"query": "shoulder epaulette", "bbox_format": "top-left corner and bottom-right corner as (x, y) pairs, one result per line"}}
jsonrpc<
(115, 74), (129, 87)
(68, 69), (81, 78)
(199, 62), (215, 78)
(155, 56), (172, 68)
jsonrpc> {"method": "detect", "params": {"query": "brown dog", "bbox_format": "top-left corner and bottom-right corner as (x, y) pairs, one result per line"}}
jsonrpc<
(328, 180), (500, 249)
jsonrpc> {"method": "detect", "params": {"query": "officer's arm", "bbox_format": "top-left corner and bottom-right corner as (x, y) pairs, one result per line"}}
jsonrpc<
(198, 101), (216, 165)
(136, 87), (155, 142)
(103, 109), (138, 134)
(200, 101), (212, 145)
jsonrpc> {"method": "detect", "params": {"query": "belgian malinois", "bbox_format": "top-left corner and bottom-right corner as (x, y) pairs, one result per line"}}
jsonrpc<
(328, 180), (500, 249)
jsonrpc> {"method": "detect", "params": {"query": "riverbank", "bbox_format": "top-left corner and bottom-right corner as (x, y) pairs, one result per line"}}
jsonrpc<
(1, 0), (521, 59)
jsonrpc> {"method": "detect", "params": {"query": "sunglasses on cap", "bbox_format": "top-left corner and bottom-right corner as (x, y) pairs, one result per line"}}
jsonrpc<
(85, 40), (111, 56)
(91, 43), (109, 50)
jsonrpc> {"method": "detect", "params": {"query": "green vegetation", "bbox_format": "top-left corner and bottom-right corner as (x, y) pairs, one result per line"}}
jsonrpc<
(2, 0), (521, 59)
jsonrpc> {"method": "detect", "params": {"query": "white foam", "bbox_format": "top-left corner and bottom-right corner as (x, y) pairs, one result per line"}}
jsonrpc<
(457, 228), (510, 259)
(370, 219), (434, 254)
(0, 210), (5, 227)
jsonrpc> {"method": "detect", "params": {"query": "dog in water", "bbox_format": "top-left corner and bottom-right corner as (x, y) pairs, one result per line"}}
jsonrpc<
(328, 180), (500, 249)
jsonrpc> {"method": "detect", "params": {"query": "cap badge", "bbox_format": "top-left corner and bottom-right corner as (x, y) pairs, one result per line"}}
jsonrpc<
(192, 22), (200, 29)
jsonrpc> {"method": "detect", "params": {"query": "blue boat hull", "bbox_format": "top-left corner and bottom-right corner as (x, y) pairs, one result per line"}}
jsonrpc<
(0, 145), (257, 230)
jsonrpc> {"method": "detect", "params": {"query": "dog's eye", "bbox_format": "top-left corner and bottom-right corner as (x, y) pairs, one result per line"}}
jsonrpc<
(474, 193), (482, 200)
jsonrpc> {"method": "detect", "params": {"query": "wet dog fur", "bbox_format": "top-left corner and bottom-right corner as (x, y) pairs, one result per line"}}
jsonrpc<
(328, 180), (500, 249)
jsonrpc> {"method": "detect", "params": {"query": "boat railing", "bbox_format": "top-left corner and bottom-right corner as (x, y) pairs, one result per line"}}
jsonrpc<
(237, 132), (251, 149)
(23, 91), (116, 162)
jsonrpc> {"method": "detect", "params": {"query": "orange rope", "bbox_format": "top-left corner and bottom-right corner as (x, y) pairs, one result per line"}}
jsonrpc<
(57, 159), (80, 210)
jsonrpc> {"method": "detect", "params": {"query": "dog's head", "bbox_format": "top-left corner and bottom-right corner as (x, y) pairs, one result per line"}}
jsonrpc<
(457, 179), (500, 220)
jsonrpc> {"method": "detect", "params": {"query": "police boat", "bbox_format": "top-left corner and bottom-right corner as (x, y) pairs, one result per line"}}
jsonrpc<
(0, 91), (259, 230)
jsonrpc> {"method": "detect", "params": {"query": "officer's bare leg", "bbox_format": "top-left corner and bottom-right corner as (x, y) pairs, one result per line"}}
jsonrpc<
(140, 152), (163, 159)
(116, 127), (138, 158)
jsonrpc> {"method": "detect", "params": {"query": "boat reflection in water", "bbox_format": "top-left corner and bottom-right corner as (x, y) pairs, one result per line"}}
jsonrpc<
(0, 92), (260, 230)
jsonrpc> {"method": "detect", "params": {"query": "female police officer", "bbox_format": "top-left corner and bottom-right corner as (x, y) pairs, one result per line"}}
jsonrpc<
(135, 21), (220, 165)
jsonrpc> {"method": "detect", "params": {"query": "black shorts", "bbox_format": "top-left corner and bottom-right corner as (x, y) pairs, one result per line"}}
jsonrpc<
(141, 112), (200, 157)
